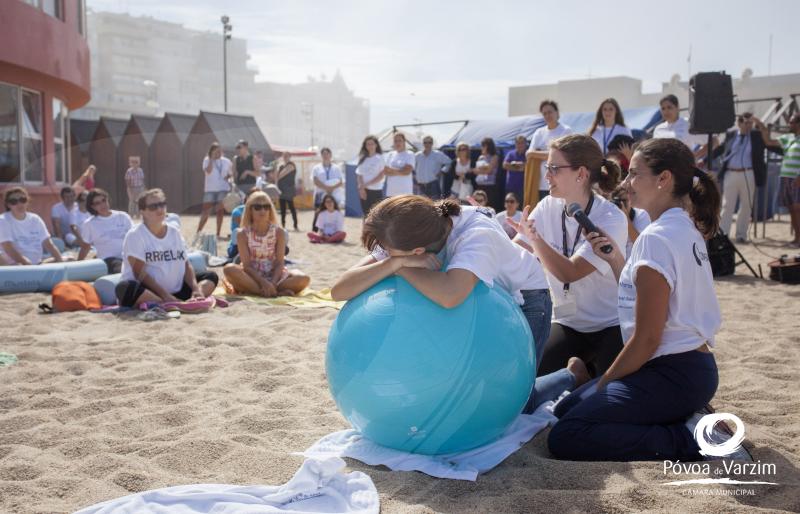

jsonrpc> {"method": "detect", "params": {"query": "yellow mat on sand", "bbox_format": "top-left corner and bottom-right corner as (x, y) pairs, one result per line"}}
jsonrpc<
(214, 286), (345, 310)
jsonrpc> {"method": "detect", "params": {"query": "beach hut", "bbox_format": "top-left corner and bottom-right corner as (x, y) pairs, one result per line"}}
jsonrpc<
(118, 115), (161, 190)
(68, 118), (98, 183)
(184, 111), (273, 212)
(150, 113), (197, 214)
(88, 117), (128, 210)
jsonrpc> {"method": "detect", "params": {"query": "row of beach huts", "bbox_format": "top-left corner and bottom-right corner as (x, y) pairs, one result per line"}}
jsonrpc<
(70, 111), (273, 214)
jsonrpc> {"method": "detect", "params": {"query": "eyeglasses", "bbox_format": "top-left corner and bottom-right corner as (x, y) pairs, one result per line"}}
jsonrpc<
(91, 197), (108, 207)
(505, 199), (517, 204)
(543, 162), (575, 174)
(251, 203), (271, 211)
(144, 201), (167, 211)
(6, 196), (27, 205)
(423, 141), (433, 145)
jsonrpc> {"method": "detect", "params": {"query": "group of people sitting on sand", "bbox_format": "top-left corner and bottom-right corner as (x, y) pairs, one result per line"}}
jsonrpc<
(0, 185), (310, 303)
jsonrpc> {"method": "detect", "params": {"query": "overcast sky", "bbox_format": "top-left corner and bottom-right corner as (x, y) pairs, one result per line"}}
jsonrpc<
(89, 0), (800, 135)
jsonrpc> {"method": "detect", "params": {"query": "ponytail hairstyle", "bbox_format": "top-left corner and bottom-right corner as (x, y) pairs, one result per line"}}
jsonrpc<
(633, 138), (721, 238)
(549, 134), (621, 195)
(362, 194), (460, 253)
(588, 98), (626, 135)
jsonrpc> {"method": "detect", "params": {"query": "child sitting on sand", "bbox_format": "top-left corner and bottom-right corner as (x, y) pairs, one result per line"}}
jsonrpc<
(223, 192), (309, 297)
(308, 194), (346, 244)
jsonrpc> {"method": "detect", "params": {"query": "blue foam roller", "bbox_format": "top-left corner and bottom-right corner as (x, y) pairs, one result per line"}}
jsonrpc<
(326, 276), (534, 455)
(0, 259), (108, 293)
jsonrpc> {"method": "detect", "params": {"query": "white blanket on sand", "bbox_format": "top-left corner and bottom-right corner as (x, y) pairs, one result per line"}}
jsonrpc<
(302, 403), (558, 481)
(74, 457), (379, 514)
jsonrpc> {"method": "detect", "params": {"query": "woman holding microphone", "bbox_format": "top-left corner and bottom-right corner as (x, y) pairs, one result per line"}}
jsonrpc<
(545, 138), (730, 461)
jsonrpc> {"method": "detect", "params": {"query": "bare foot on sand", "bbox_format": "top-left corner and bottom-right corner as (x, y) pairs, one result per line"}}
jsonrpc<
(567, 357), (591, 388)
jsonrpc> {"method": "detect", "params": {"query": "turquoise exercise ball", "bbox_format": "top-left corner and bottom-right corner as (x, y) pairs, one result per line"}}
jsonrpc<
(326, 276), (534, 455)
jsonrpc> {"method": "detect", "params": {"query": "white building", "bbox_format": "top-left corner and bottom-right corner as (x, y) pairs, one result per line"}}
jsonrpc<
(73, 10), (257, 120)
(509, 70), (800, 118)
(252, 71), (370, 160)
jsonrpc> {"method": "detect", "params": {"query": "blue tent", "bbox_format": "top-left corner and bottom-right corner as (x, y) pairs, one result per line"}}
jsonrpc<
(442, 106), (662, 149)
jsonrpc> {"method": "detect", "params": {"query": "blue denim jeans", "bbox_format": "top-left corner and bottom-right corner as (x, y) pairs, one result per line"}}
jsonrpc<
(520, 289), (575, 413)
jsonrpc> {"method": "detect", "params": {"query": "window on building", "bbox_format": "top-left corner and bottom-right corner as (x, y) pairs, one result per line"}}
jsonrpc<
(21, 90), (43, 183)
(52, 98), (67, 184)
(41, 0), (61, 20)
(76, 0), (85, 35)
(0, 84), (20, 183)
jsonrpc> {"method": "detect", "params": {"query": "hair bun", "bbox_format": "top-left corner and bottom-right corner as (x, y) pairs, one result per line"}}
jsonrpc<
(436, 199), (461, 218)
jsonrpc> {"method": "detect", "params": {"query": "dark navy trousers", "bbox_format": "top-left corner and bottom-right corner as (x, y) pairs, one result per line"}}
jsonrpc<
(548, 350), (718, 461)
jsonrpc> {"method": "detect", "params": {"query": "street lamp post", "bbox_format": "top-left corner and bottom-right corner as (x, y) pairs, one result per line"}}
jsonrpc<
(221, 15), (232, 112)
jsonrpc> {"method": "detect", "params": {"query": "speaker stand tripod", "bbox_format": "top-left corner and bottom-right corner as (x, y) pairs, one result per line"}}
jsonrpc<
(705, 133), (759, 278)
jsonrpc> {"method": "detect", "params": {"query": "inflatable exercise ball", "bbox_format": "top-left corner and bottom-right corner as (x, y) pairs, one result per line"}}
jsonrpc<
(326, 276), (534, 455)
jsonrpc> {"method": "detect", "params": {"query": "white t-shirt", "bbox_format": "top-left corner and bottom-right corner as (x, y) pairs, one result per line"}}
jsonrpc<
(372, 206), (548, 304)
(495, 210), (522, 239)
(72, 209), (91, 227)
(590, 124), (632, 155)
(383, 150), (415, 197)
(316, 209), (345, 236)
(202, 156), (233, 193)
(529, 123), (573, 190)
(618, 208), (720, 360)
(355, 154), (386, 191)
(312, 163), (345, 204)
(0, 212), (50, 264)
(652, 117), (706, 151)
(527, 195), (628, 331)
(81, 210), (133, 260)
(50, 202), (77, 237)
(121, 223), (189, 294)
(625, 208), (651, 258)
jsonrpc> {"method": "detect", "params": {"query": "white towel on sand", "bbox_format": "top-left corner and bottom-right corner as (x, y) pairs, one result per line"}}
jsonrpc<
(302, 403), (557, 481)
(74, 456), (378, 514)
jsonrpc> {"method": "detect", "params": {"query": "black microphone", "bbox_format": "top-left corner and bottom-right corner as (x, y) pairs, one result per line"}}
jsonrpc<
(567, 202), (613, 254)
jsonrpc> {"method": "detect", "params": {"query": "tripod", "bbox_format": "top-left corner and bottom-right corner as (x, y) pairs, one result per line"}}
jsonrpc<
(705, 133), (759, 278)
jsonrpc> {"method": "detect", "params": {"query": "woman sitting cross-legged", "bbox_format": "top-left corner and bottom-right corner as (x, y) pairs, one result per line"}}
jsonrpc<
(223, 192), (310, 297)
(77, 188), (133, 274)
(0, 187), (63, 265)
(115, 188), (218, 307)
(308, 194), (346, 243)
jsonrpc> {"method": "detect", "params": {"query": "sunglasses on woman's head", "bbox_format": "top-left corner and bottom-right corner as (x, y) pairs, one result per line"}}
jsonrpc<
(145, 201), (167, 211)
(251, 203), (271, 211)
(6, 197), (27, 205)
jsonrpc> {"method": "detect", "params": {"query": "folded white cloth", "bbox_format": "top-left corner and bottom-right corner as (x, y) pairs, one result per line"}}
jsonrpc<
(302, 403), (557, 481)
(74, 456), (378, 514)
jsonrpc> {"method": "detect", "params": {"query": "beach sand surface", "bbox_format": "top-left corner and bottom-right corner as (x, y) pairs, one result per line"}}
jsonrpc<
(0, 210), (798, 513)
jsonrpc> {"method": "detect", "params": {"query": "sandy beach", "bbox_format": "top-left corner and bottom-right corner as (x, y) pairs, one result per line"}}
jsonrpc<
(0, 209), (798, 514)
